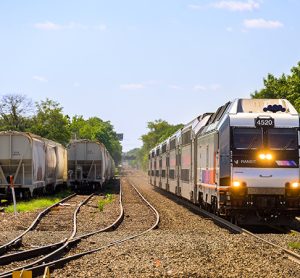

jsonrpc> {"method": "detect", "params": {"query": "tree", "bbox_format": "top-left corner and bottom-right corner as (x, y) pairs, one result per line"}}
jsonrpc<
(251, 62), (300, 112)
(29, 98), (71, 145)
(0, 94), (33, 131)
(123, 148), (141, 168)
(138, 120), (183, 170)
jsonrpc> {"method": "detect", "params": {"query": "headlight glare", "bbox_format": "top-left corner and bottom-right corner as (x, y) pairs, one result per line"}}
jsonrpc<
(291, 182), (300, 189)
(266, 154), (273, 160)
(259, 153), (266, 160)
(232, 181), (241, 187)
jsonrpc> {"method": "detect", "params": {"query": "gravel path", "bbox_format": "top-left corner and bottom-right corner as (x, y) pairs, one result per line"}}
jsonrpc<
(0, 210), (41, 245)
(21, 194), (88, 247)
(53, 178), (157, 276)
(0, 181), (122, 276)
(76, 182), (120, 236)
(258, 226), (300, 255)
(0, 194), (90, 274)
(53, 171), (300, 277)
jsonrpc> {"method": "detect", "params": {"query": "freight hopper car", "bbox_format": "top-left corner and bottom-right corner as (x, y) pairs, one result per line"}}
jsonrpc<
(149, 99), (300, 225)
(67, 139), (115, 190)
(0, 131), (67, 199)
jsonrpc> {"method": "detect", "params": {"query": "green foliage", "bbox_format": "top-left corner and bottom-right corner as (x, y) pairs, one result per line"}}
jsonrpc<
(251, 62), (300, 112)
(70, 116), (122, 164)
(4, 190), (71, 213)
(98, 194), (113, 212)
(137, 119), (183, 170)
(0, 94), (33, 131)
(29, 99), (71, 145)
(288, 242), (300, 250)
(0, 94), (119, 162)
(123, 148), (141, 168)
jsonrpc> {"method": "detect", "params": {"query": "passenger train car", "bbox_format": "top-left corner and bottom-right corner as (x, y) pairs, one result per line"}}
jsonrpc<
(67, 139), (115, 190)
(149, 99), (300, 224)
(0, 131), (68, 198)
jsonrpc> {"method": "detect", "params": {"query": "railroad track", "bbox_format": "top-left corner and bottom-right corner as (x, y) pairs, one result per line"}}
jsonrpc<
(0, 178), (159, 278)
(152, 186), (300, 266)
(0, 194), (95, 276)
(0, 193), (76, 256)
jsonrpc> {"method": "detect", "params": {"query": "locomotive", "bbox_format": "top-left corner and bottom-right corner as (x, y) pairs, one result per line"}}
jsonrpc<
(149, 99), (300, 224)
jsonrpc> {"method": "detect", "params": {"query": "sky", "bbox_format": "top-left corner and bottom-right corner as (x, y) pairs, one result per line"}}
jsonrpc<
(0, 0), (300, 151)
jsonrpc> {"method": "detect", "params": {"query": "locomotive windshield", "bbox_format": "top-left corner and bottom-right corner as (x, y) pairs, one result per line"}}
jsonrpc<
(233, 128), (262, 149)
(233, 127), (298, 150)
(267, 128), (298, 150)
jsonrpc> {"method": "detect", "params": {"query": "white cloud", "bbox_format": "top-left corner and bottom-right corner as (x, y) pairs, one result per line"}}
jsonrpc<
(120, 83), (145, 90)
(169, 85), (183, 90)
(34, 21), (63, 31)
(212, 1), (260, 11)
(194, 85), (207, 91)
(244, 18), (283, 29)
(94, 24), (107, 31)
(210, 84), (221, 91)
(34, 21), (105, 31)
(187, 4), (203, 10)
(194, 84), (221, 91)
(33, 75), (48, 82)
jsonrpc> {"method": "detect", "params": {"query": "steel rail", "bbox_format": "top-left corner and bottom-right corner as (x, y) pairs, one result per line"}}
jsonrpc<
(0, 194), (93, 277)
(241, 228), (300, 265)
(0, 185), (124, 265)
(153, 186), (300, 266)
(0, 182), (124, 277)
(154, 187), (243, 234)
(0, 184), (125, 266)
(0, 193), (76, 256)
(1, 178), (159, 278)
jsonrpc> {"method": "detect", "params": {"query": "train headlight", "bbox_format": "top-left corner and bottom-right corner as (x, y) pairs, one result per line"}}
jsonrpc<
(266, 154), (273, 160)
(291, 182), (300, 189)
(258, 152), (273, 161)
(232, 181), (241, 187)
(258, 153), (266, 160)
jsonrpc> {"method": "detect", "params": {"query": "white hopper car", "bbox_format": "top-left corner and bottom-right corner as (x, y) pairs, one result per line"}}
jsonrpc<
(0, 131), (67, 198)
(149, 99), (300, 225)
(67, 139), (115, 190)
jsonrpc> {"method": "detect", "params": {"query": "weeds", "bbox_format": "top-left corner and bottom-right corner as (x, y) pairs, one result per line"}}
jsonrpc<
(98, 194), (114, 212)
(288, 242), (300, 249)
(4, 190), (72, 213)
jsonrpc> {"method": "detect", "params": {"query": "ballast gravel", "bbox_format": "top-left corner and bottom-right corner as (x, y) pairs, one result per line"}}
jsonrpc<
(52, 171), (300, 278)
(76, 182), (121, 236)
(0, 210), (41, 245)
(0, 183), (121, 275)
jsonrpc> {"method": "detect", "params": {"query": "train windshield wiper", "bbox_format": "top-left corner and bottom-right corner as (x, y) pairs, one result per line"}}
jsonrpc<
(282, 139), (295, 150)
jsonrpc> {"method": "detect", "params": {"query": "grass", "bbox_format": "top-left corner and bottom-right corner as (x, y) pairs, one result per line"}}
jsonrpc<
(4, 190), (72, 213)
(288, 242), (300, 250)
(98, 194), (114, 212)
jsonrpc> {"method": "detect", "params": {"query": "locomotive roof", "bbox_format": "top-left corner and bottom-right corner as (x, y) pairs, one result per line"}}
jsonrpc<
(231, 98), (297, 115)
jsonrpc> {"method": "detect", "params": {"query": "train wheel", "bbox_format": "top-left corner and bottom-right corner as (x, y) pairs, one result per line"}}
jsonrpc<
(211, 196), (218, 215)
(198, 192), (204, 208)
